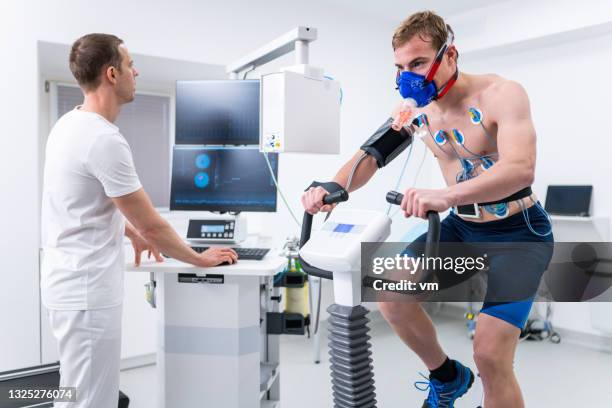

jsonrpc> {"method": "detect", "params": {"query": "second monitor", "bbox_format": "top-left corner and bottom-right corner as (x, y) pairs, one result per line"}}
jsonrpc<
(170, 146), (278, 213)
(175, 80), (260, 145)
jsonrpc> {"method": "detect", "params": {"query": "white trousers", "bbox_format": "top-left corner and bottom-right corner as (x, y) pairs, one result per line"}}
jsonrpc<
(47, 304), (123, 408)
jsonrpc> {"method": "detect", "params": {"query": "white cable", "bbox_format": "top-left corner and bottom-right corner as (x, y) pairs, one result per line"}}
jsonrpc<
(411, 142), (428, 191)
(324, 153), (369, 223)
(386, 141), (414, 216)
(346, 153), (369, 193)
(263, 152), (302, 228)
(390, 141), (427, 219)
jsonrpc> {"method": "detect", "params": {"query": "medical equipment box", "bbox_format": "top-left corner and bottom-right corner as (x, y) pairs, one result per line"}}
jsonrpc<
(260, 70), (341, 154)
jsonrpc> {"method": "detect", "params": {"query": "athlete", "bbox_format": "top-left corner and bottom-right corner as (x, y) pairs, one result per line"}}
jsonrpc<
(301, 11), (553, 408)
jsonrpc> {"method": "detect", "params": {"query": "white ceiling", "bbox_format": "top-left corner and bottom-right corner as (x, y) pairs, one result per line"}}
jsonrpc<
(321, 0), (512, 23)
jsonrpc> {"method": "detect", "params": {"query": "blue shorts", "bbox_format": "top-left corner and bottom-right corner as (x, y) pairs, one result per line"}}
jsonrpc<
(408, 204), (554, 329)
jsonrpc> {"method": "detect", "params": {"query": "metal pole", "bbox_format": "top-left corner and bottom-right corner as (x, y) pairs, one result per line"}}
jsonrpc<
(309, 276), (322, 363)
(295, 40), (309, 65)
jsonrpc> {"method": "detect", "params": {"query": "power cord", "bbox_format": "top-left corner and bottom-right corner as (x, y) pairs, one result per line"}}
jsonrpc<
(263, 152), (302, 228)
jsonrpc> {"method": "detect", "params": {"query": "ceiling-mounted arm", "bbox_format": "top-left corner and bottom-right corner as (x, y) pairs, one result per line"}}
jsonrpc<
(226, 26), (317, 78)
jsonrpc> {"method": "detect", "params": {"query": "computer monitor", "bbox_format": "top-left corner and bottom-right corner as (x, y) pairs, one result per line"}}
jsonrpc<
(544, 185), (593, 216)
(175, 80), (260, 145)
(170, 146), (278, 212)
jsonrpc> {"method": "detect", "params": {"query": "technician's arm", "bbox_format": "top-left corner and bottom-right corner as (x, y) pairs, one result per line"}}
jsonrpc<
(113, 188), (237, 267)
(446, 81), (536, 206)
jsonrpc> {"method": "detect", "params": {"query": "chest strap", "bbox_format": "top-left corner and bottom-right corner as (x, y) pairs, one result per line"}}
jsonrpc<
(479, 186), (533, 206)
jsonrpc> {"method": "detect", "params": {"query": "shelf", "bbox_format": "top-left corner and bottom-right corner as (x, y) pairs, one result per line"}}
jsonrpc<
(550, 215), (606, 222)
(549, 215), (610, 241)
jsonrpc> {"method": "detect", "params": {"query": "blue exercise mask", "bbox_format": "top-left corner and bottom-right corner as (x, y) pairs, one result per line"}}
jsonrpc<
(396, 71), (440, 107)
(395, 31), (458, 107)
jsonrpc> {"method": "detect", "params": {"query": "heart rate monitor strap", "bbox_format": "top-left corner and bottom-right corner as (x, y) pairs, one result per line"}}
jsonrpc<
(479, 186), (533, 206)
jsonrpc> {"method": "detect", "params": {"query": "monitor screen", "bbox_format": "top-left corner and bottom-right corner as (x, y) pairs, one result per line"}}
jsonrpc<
(176, 80), (259, 145)
(170, 146), (278, 212)
(175, 80), (260, 145)
(544, 185), (592, 216)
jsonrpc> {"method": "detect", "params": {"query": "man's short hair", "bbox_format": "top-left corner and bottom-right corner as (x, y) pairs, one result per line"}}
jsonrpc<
(69, 33), (124, 91)
(392, 11), (453, 51)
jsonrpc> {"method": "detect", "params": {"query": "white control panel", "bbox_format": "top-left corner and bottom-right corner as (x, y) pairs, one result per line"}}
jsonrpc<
(299, 209), (391, 272)
(186, 216), (247, 243)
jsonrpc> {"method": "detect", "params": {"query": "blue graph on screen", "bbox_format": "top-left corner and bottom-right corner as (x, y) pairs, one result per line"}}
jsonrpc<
(196, 154), (211, 169)
(194, 172), (210, 188)
(170, 147), (278, 212)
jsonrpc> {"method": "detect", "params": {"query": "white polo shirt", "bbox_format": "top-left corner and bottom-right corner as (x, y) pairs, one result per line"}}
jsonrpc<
(41, 108), (142, 310)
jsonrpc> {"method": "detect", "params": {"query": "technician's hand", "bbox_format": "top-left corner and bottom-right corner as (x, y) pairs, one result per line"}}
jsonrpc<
(301, 187), (337, 215)
(129, 232), (163, 266)
(401, 188), (455, 219)
(198, 247), (238, 267)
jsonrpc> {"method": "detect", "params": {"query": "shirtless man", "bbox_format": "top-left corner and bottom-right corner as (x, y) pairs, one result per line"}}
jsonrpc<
(301, 11), (553, 408)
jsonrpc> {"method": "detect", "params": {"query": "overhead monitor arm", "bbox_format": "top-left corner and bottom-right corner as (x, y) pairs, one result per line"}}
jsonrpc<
(226, 26), (317, 78)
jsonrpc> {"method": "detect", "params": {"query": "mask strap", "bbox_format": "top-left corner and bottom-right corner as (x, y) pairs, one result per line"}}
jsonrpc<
(436, 68), (459, 100)
(424, 31), (454, 83)
(424, 45), (448, 83)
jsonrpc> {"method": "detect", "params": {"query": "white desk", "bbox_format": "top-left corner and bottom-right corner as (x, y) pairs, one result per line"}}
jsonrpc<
(126, 237), (286, 408)
(130, 255), (285, 277)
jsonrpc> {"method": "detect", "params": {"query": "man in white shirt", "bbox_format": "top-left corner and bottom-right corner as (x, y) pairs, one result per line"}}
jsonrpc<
(41, 33), (237, 407)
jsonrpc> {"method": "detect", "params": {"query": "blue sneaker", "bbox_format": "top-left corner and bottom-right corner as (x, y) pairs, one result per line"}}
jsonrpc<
(414, 360), (474, 408)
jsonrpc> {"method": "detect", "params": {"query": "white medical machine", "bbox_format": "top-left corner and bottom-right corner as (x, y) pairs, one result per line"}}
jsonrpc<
(226, 26), (341, 154)
(135, 26), (345, 408)
(298, 188), (440, 408)
(300, 209), (392, 306)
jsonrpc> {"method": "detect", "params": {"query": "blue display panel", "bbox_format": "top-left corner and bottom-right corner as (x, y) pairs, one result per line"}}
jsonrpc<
(333, 224), (355, 233)
(201, 225), (225, 233)
(170, 146), (278, 212)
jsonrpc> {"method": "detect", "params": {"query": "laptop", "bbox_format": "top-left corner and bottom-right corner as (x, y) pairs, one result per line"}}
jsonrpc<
(544, 185), (592, 217)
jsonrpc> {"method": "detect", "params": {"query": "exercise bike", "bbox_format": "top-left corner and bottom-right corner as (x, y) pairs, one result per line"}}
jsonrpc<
(298, 183), (440, 408)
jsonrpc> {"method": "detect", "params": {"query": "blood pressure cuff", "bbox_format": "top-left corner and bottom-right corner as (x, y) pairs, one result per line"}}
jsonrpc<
(360, 117), (414, 168)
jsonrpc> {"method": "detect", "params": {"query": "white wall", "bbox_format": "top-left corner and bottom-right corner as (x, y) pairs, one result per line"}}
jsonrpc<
(449, 0), (612, 337)
(0, 0), (430, 372)
(449, 0), (612, 54)
(0, 3), (42, 372)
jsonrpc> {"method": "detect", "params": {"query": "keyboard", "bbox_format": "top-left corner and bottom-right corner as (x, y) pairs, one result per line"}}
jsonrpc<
(190, 246), (270, 261)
